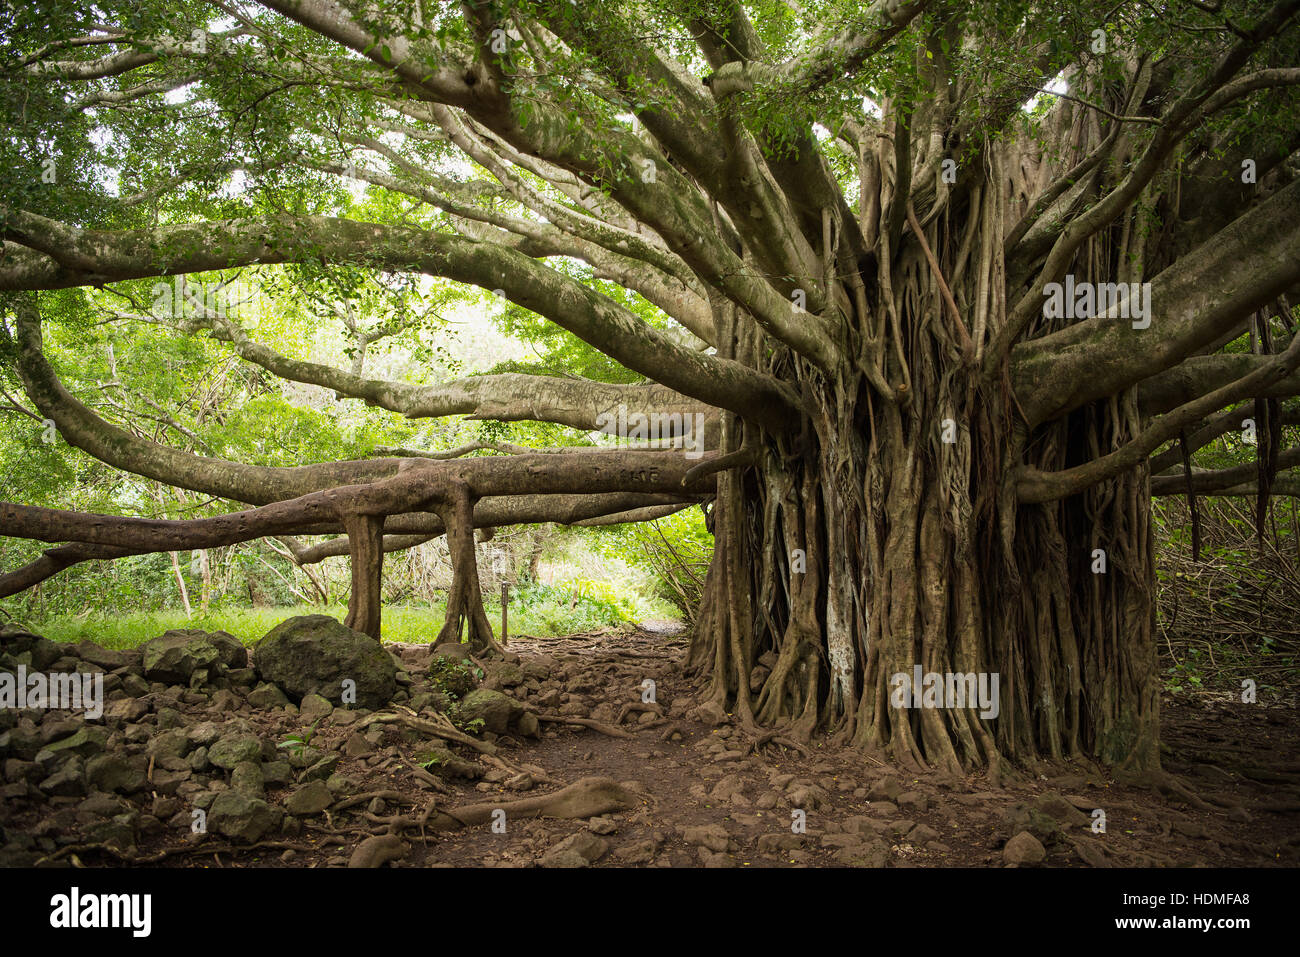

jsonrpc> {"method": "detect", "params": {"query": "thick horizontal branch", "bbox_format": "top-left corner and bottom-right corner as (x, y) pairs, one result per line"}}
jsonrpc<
(1012, 176), (1300, 427)
(0, 213), (795, 429)
(1151, 448), (1300, 495)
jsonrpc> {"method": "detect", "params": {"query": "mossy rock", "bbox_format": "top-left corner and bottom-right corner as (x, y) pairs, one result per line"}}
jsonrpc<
(254, 615), (396, 710)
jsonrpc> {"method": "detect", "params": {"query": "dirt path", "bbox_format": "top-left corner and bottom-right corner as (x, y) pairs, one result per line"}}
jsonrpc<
(408, 627), (1300, 868)
(4, 623), (1297, 868)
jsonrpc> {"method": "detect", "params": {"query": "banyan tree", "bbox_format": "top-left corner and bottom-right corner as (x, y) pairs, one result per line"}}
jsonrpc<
(3, 0), (1300, 778)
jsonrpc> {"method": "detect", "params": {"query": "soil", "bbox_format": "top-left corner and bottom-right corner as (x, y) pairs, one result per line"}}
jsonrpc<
(4, 622), (1298, 868)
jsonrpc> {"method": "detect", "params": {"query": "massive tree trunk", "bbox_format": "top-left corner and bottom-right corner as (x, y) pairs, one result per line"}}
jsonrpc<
(689, 182), (1162, 775)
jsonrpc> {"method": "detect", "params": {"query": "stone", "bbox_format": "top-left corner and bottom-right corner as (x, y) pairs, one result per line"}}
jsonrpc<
(756, 833), (804, 854)
(284, 779), (333, 816)
(74, 642), (132, 670)
(246, 683), (290, 709)
(455, 688), (521, 735)
(541, 831), (608, 866)
(208, 791), (279, 843)
(897, 790), (930, 814)
(38, 756), (85, 797)
(832, 840), (889, 867)
(343, 733), (373, 759)
(141, 629), (246, 683)
(867, 777), (903, 802)
(85, 754), (148, 794)
(208, 734), (263, 770)
(261, 760), (292, 786)
(254, 616), (396, 709)
(231, 761), (264, 798)
(104, 698), (148, 723)
(43, 727), (108, 759)
(614, 840), (656, 864)
(515, 711), (540, 738)
(1004, 831), (1047, 866)
(1033, 792), (1091, 827)
(487, 661), (524, 688)
(682, 823), (731, 853)
(299, 693), (334, 720)
(147, 729), (191, 762)
(909, 823), (941, 844)
(302, 753), (341, 781)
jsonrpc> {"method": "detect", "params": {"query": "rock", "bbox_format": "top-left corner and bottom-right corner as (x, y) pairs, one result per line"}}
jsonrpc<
(284, 779), (333, 816)
(3, 758), (38, 783)
(208, 791), (279, 843)
(231, 761), (264, 798)
(487, 661), (524, 688)
(521, 656), (556, 681)
(85, 754), (148, 794)
(757, 833), (804, 854)
(38, 756), (85, 797)
(208, 734), (263, 770)
(84, 814), (137, 851)
(1033, 792), (1091, 828)
(343, 733), (373, 759)
(516, 711), (540, 738)
(74, 642), (132, 671)
(614, 840), (656, 864)
(1004, 831), (1047, 866)
(682, 823), (731, 853)
(149, 768), (191, 795)
(246, 683), (290, 709)
(43, 727), (108, 759)
(541, 831), (609, 866)
(832, 840), (889, 867)
(302, 754), (341, 781)
(299, 693), (334, 720)
(142, 629), (246, 683)
(104, 698), (148, 723)
(909, 823), (941, 844)
(261, 760), (292, 786)
(1003, 805), (1065, 847)
(897, 790), (930, 814)
(867, 777), (903, 802)
(325, 774), (355, 796)
(147, 729), (191, 762)
(209, 689), (242, 712)
(455, 688), (521, 735)
(254, 616), (396, 709)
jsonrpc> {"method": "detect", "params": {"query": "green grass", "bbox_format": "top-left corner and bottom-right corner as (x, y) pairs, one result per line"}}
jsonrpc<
(24, 584), (653, 649)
